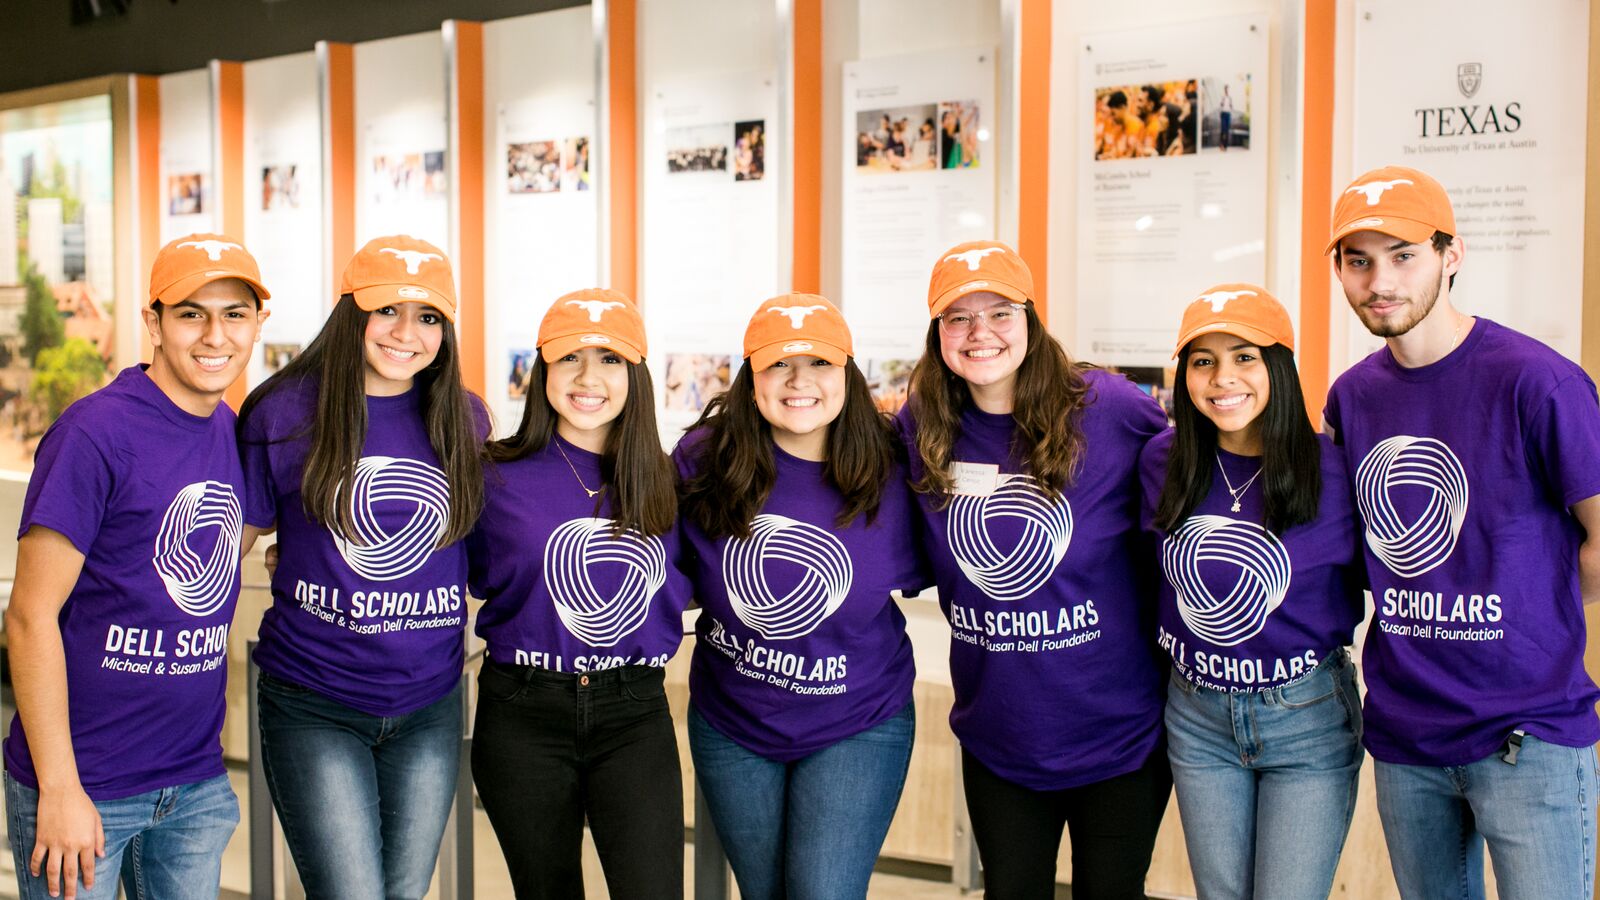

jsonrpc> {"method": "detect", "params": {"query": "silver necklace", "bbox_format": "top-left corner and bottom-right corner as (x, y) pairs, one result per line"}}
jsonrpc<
(1217, 454), (1263, 513)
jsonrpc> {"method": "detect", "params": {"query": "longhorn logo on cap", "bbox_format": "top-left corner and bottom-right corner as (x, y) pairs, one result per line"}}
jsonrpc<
(1196, 289), (1257, 313)
(567, 299), (625, 322)
(178, 240), (242, 261)
(770, 305), (826, 328)
(1346, 179), (1414, 206)
(943, 247), (1004, 271)
(380, 248), (443, 275)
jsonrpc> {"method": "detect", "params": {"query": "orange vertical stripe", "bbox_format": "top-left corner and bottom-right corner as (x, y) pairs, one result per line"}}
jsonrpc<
(791, 0), (823, 293)
(450, 21), (487, 398)
(1017, 0), (1051, 325)
(135, 76), (160, 366)
(212, 61), (248, 409)
(321, 42), (356, 301)
(607, 0), (637, 299)
(1298, 1), (1336, 421)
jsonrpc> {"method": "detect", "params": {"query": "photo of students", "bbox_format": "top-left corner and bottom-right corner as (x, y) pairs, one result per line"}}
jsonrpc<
(236, 236), (485, 900)
(1325, 165), (1600, 900)
(675, 294), (930, 899)
(1143, 284), (1364, 899)
(5, 233), (270, 900)
(897, 241), (1172, 898)
(467, 289), (691, 898)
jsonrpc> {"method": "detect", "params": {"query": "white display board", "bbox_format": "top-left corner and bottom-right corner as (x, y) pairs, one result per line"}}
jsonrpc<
(354, 31), (448, 252)
(482, 8), (599, 434)
(1073, 13), (1270, 366)
(839, 47), (997, 360)
(643, 73), (779, 436)
(1348, 0), (1589, 365)
(244, 52), (325, 386)
(159, 69), (214, 242)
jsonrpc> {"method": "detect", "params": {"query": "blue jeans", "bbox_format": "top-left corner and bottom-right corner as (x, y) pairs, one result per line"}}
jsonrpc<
(688, 700), (914, 900)
(1165, 650), (1363, 900)
(1375, 734), (1599, 900)
(258, 673), (462, 900)
(5, 770), (237, 900)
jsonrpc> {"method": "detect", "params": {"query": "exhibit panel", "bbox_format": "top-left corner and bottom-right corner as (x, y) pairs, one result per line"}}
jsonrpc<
(158, 69), (214, 242)
(243, 51), (325, 386)
(483, 7), (600, 433)
(353, 30), (449, 252)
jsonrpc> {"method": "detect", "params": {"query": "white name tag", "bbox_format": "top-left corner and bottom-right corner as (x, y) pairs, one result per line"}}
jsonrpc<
(949, 461), (1000, 496)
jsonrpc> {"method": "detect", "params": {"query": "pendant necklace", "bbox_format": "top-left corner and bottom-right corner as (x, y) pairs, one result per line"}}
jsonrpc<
(554, 438), (600, 499)
(1217, 454), (1263, 513)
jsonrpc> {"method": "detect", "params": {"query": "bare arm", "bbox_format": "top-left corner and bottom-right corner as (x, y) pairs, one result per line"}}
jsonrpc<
(239, 523), (275, 559)
(1571, 495), (1600, 606)
(4, 526), (103, 898)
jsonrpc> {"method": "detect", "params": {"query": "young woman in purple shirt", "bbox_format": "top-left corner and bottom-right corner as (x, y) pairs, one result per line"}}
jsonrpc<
(675, 294), (928, 900)
(236, 237), (485, 900)
(898, 241), (1171, 899)
(1144, 285), (1364, 899)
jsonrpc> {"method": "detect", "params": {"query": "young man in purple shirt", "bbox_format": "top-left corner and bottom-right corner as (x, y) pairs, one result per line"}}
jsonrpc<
(1324, 165), (1600, 899)
(4, 234), (270, 900)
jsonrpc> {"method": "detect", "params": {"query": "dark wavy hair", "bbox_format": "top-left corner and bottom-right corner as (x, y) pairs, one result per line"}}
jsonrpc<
(1153, 342), (1320, 535)
(238, 295), (484, 545)
(679, 360), (896, 539)
(487, 353), (676, 537)
(906, 302), (1092, 506)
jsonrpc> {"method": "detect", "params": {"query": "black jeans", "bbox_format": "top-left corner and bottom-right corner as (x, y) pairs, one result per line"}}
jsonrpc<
(471, 661), (684, 899)
(962, 744), (1172, 900)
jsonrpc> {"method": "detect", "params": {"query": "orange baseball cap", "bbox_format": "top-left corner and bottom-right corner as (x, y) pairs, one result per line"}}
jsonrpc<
(926, 240), (1035, 318)
(1173, 283), (1294, 358)
(743, 293), (852, 372)
(1325, 166), (1456, 254)
(149, 233), (270, 306)
(339, 235), (457, 321)
(538, 288), (646, 363)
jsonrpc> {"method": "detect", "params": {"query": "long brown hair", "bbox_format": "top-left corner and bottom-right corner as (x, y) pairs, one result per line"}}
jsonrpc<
(906, 302), (1092, 504)
(679, 360), (896, 539)
(238, 295), (485, 546)
(487, 354), (676, 537)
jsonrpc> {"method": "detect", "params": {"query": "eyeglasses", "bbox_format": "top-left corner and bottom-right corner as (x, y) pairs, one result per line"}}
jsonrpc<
(936, 302), (1026, 337)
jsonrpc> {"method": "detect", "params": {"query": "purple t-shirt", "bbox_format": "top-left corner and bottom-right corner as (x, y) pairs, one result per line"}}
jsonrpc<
(242, 379), (478, 716)
(6, 366), (242, 800)
(468, 436), (691, 671)
(674, 430), (930, 761)
(1139, 430), (1364, 692)
(1325, 318), (1600, 765)
(898, 369), (1168, 790)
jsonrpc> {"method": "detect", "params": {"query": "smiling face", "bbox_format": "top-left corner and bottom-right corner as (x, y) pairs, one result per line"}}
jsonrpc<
(545, 346), (630, 452)
(1336, 230), (1455, 338)
(1184, 331), (1270, 454)
(363, 301), (445, 396)
(938, 291), (1028, 410)
(753, 355), (847, 461)
(143, 278), (267, 416)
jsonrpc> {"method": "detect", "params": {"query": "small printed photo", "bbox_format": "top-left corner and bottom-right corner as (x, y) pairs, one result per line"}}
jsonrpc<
(1200, 76), (1250, 152)
(733, 120), (765, 182)
(862, 358), (916, 413)
(507, 141), (562, 194)
(371, 153), (425, 204)
(663, 353), (732, 412)
(423, 151), (447, 195)
(1093, 80), (1198, 161)
(508, 349), (534, 400)
(261, 165), (300, 211)
(937, 100), (982, 169)
(1107, 365), (1174, 420)
(167, 173), (204, 216)
(263, 343), (302, 374)
(561, 137), (591, 192)
(665, 124), (729, 175)
(855, 104), (938, 173)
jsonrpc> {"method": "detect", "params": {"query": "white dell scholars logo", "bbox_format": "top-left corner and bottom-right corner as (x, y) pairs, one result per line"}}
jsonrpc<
(545, 518), (667, 647)
(1163, 516), (1290, 646)
(722, 514), (852, 640)
(331, 456), (450, 581)
(947, 473), (1071, 601)
(152, 481), (242, 617)
(1356, 436), (1468, 577)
